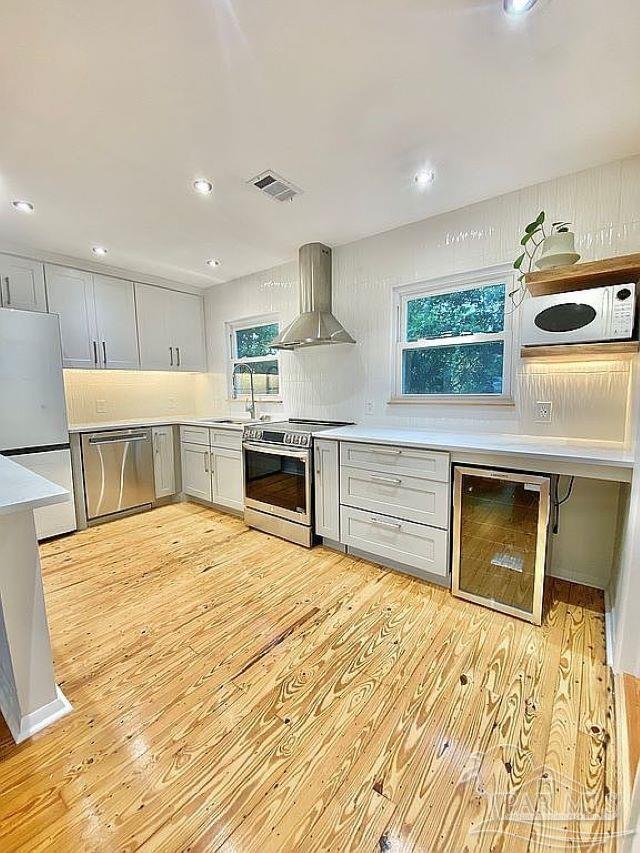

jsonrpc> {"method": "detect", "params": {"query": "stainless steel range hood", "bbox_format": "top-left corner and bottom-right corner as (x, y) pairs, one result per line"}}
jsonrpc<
(270, 243), (356, 349)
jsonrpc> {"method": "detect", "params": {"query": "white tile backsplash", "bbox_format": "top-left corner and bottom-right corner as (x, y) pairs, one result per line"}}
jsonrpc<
(204, 155), (640, 443)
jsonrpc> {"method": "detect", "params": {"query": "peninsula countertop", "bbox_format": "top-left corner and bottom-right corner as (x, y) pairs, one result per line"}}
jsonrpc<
(316, 425), (634, 478)
(0, 455), (70, 517)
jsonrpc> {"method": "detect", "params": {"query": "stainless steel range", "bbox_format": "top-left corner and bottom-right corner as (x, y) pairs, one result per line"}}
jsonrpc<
(243, 419), (351, 547)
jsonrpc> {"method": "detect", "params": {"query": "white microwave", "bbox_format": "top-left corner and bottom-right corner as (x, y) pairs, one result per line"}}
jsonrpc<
(521, 282), (636, 346)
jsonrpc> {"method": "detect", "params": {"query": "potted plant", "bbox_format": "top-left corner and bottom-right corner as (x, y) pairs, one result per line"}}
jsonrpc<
(510, 211), (580, 305)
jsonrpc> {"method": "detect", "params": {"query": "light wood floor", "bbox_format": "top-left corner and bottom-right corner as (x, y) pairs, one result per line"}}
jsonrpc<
(0, 504), (618, 851)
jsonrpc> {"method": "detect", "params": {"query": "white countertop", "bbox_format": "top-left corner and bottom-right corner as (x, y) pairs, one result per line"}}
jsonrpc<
(0, 455), (70, 517)
(317, 425), (634, 471)
(68, 416), (251, 433)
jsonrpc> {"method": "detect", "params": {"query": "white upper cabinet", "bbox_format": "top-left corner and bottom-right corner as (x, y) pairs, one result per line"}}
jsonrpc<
(45, 265), (98, 368)
(46, 266), (140, 370)
(135, 283), (173, 370)
(136, 283), (206, 372)
(92, 275), (140, 370)
(0, 254), (47, 312)
(171, 291), (206, 372)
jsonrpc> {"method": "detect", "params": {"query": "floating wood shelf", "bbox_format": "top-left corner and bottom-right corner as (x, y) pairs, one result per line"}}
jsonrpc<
(525, 252), (640, 297)
(521, 341), (640, 359)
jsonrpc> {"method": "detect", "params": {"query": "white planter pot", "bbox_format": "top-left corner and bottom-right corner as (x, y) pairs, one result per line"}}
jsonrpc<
(536, 232), (580, 270)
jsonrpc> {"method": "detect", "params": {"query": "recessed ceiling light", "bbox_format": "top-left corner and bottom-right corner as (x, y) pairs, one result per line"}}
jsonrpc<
(11, 200), (34, 213)
(414, 169), (436, 188)
(92, 246), (108, 256)
(503, 0), (538, 15)
(193, 179), (213, 195)
(206, 258), (221, 267)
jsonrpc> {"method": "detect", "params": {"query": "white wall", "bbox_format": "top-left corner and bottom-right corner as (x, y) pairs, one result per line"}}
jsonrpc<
(205, 155), (640, 443)
(64, 369), (211, 426)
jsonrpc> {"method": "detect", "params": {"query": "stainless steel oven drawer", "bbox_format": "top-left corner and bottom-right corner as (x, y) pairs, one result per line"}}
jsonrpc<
(340, 441), (450, 482)
(340, 466), (449, 529)
(340, 505), (449, 578)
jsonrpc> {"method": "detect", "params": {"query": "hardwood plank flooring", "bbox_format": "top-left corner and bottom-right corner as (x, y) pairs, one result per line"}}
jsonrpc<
(0, 504), (619, 851)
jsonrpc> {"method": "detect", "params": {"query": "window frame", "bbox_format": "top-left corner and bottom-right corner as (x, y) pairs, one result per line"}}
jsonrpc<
(226, 313), (281, 402)
(391, 265), (515, 404)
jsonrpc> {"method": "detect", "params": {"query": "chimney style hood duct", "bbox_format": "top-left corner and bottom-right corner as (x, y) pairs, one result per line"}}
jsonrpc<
(270, 243), (356, 350)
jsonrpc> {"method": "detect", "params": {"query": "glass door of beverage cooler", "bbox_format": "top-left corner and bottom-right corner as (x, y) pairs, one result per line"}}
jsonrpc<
(452, 466), (551, 625)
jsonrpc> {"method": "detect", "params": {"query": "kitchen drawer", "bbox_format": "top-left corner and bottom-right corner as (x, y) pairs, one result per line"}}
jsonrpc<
(180, 425), (210, 446)
(340, 506), (449, 578)
(340, 441), (449, 482)
(209, 428), (242, 451)
(340, 466), (449, 529)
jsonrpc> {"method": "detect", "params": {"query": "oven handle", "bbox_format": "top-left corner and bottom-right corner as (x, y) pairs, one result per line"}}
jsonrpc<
(242, 441), (310, 461)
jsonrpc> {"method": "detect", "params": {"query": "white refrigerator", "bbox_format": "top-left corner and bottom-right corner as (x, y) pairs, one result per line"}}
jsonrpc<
(0, 308), (76, 538)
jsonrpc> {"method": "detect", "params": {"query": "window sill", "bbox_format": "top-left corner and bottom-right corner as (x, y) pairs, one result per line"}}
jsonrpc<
(388, 395), (515, 406)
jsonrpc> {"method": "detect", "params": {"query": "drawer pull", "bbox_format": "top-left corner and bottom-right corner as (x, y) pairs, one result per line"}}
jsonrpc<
(371, 448), (402, 456)
(370, 474), (402, 486)
(371, 517), (402, 530)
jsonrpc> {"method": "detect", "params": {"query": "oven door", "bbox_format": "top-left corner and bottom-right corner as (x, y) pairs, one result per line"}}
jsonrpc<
(243, 442), (312, 525)
(521, 288), (609, 346)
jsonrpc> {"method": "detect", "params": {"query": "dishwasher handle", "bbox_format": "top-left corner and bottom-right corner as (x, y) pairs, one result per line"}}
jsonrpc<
(88, 433), (150, 445)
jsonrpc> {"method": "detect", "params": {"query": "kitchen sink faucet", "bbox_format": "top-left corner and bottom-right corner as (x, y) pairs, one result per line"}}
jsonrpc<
(232, 362), (257, 420)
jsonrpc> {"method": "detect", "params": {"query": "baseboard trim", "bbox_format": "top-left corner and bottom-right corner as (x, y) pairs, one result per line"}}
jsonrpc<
(7, 685), (72, 744)
(615, 672), (632, 841)
(346, 546), (450, 589)
(604, 588), (616, 669)
(546, 567), (607, 590)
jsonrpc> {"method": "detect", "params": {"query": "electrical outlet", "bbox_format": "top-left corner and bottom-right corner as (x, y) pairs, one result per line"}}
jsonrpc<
(364, 400), (375, 415)
(535, 401), (553, 423)
(95, 399), (107, 415)
(168, 396), (178, 411)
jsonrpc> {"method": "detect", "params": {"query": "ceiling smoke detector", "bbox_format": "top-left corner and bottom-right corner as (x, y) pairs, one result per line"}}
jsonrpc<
(248, 170), (302, 203)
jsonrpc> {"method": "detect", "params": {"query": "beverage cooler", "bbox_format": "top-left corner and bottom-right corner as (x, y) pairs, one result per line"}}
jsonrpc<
(451, 466), (552, 625)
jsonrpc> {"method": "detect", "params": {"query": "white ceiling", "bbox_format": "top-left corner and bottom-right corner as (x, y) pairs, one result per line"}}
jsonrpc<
(1, 0), (639, 288)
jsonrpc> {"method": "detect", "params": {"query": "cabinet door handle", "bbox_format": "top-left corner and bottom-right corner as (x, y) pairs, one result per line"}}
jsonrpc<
(370, 474), (402, 485)
(176, 346), (181, 367)
(154, 434), (160, 454)
(169, 346), (174, 367)
(93, 340), (98, 366)
(371, 517), (402, 530)
(3, 276), (11, 305)
(371, 448), (402, 456)
(102, 341), (107, 366)
(204, 451), (209, 473)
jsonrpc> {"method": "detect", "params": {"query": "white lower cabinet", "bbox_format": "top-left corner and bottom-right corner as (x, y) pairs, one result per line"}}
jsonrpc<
(336, 440), (452, 581)
(179, 427), (244, 510)
(211, 447), (243, 511)
(314, 439), (340, 540)
(340, 466), (449, 529)
(152, 426), (176, 498)
(181, 442), (212, 502)
(340, 505), (449, 578)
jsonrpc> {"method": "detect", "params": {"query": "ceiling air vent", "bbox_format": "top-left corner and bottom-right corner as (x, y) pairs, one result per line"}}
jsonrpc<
(248, 170), (302, 202)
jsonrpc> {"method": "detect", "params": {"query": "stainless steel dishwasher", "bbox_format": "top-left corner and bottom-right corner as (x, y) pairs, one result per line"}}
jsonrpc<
(81, 428), (155, 520)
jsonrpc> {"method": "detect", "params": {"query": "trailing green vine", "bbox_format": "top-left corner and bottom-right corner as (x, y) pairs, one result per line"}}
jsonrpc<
(509, 211), (571, 307)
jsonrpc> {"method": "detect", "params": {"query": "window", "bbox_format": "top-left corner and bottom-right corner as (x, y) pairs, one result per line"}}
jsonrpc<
(393, 268), (514, 401)
(227, 316), (280, 399)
